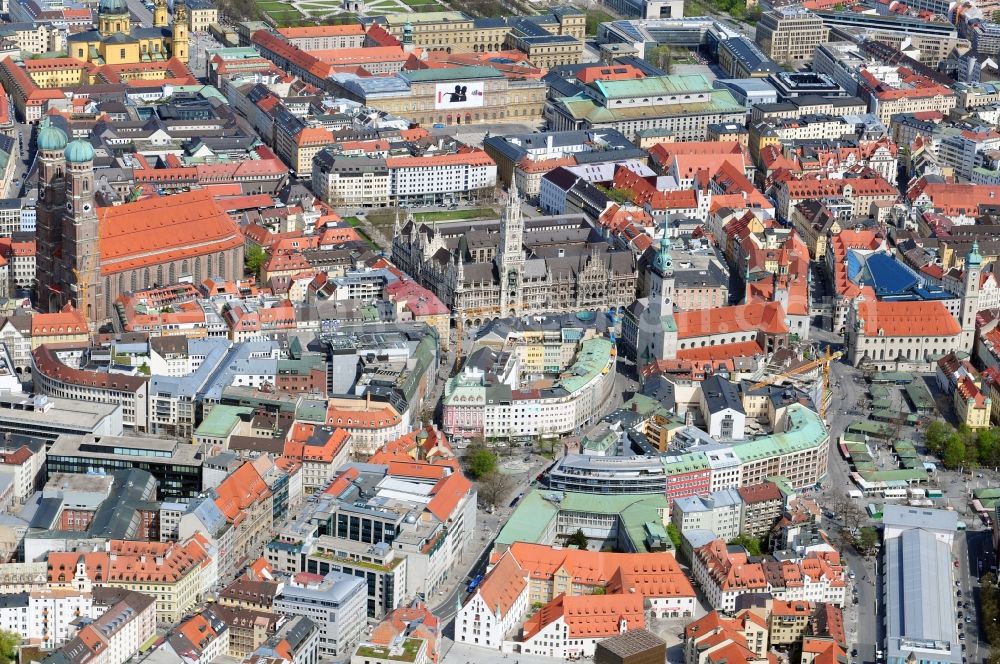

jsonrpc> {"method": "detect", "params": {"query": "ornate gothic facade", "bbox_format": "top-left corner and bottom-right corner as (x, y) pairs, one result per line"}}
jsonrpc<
(392, 185), (637, 326)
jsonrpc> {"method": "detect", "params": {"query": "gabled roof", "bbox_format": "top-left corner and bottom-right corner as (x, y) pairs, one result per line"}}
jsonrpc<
(475, 551), (528, 619)
(522, 592), (645, 641)
(674, 301), (789, 339)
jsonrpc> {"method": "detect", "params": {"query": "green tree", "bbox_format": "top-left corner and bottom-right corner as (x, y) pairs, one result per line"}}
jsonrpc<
(925, 420), (951, 454)
(644, 45), (674, 74)
(978, 428), (1000, 466)
(667, 523), (682, 550)
(0, 631), (18, 664)
(467, 447), (498, 478)
(944, 434), (967, 469)
(857, 526), (879, 554)
(245, 245), (267, 280)
(566, 529), (588, 549)
(728, 533), (763, 556)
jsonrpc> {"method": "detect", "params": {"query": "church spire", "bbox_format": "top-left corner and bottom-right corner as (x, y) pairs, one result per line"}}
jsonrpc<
(651, 218), (672, 277)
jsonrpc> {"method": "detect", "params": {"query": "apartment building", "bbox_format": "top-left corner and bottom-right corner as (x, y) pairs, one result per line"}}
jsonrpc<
(692, 539), (847, 612)
(774, 174), (899, 221)
(738, 482), (784, 540)
(179, 461), (274, 585)
(685, 610), (770, 664)
(32, 344), (149, 431)
(49, 588), (157, 664)
(274, 571), (366, 658)
(210, 604), (282, 659)
(312, 151), (497, 208)
(755, 8), (829, 64)
(443, 336), (616, 440)
(185, 0), (218, 32)
(0, 588), (95, 649)
(857, 66), (957, 125)
(155, 609), (230, 664)
(671, 489), (744, 541)
(281, 423), (351, 494)
(0, 435), (45, 506)
(0, 22), (62, 54)
(47, 537), (214, 624)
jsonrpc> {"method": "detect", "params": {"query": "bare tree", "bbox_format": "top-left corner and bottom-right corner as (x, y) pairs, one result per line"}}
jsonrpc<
(478, 471), (515, 510)
(829, 494), (866, 533)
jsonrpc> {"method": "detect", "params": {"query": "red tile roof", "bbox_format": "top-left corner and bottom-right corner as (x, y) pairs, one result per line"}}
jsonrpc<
(31, 305), (88, 336)
(854, 298), (961, 337)
(386, 150), (494, 169)
(476, 551), (528, 618)
(97, 189), (243, 276)
(278, 24), (366, 38)
(674, 301), (789, 339)
(523, 593), (644, 640)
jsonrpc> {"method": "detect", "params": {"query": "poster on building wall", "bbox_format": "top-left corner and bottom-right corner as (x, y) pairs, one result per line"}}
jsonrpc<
(434, 81), (485, 110)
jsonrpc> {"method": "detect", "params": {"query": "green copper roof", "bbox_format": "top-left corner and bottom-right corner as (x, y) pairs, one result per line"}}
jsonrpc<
(593, 74), (714, 99)
(65, 139), (95, 163)
(402, 66), (504, 82)
(37, 117), (68, 151)
(195, 405), (253, 439)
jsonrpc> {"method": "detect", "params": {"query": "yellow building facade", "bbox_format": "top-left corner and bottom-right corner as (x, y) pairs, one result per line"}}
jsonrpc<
(66, 0), (189, 65)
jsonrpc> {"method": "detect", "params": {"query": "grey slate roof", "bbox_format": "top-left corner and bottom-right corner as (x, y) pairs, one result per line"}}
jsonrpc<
(885, 528), (961, 664)
(701, 374), (744, 415)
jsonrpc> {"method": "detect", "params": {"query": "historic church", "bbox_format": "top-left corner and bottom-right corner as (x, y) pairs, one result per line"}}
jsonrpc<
(34, 119), (245, 324)
(67, 0), (189, 65)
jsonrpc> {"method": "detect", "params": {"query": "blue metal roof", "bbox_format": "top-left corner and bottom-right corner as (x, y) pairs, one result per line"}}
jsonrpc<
(847, 250), (864, 282)
(867, 252), (918, 296)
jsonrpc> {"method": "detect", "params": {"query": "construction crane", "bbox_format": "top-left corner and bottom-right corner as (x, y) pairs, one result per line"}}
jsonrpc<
(71, 267), (89, 330)
(749, 346), (843, 418)
(71, 208), (105, 332)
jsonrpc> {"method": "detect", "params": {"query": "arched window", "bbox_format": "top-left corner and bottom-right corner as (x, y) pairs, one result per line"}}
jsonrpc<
(169, 263), (176, 283)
